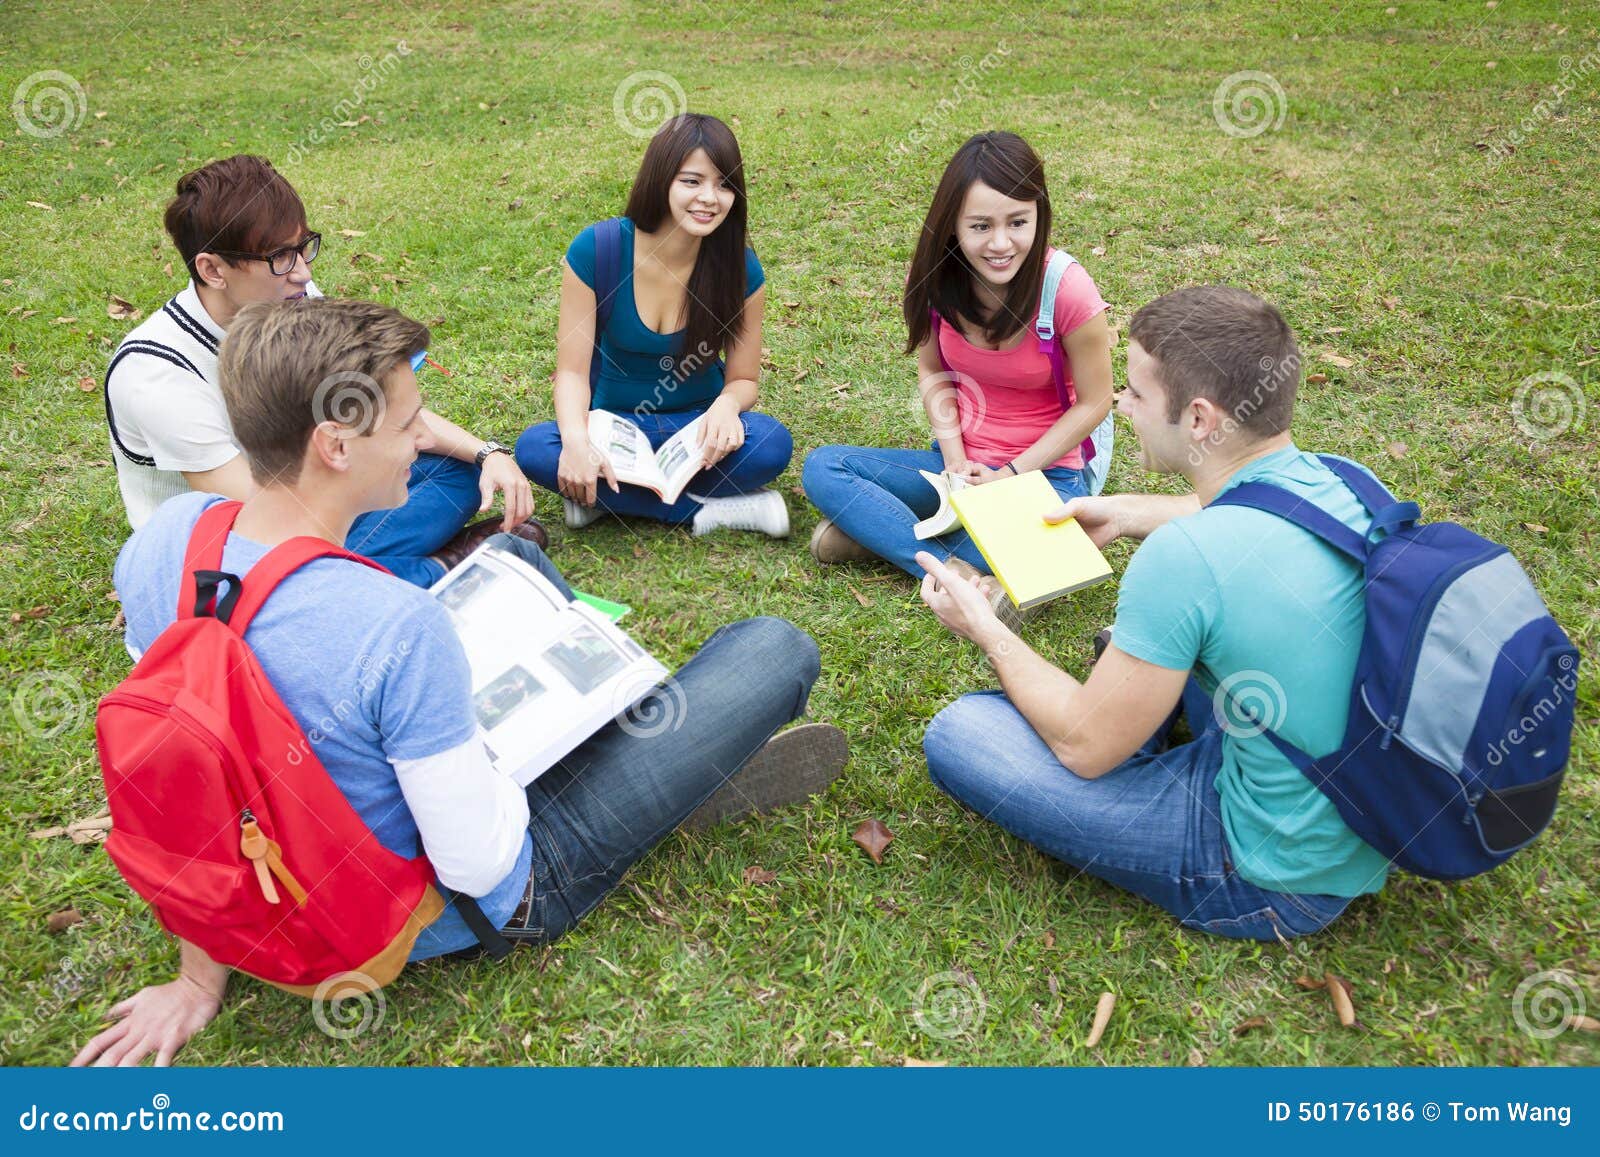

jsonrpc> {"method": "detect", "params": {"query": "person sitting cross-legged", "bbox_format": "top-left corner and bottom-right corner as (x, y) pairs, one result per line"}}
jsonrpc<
(73, 297), (846, 1067)
(919, 286), (1391, 942)
(104, 153), (539, 586)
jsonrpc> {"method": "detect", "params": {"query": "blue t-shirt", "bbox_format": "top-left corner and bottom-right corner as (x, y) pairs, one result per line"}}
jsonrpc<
(114, 492), (533, 959)
(1111, 446), (1393, 898)
(565, 217), (765, 414)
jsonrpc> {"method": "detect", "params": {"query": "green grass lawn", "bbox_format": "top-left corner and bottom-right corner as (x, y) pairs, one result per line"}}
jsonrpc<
(2, 0), (1596, 1066)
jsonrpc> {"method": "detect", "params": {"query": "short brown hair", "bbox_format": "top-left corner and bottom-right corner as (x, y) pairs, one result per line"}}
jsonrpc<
(164, 155), (308, 281)
(219, 298), (429, 485)
(1128, 286), (1301, 436)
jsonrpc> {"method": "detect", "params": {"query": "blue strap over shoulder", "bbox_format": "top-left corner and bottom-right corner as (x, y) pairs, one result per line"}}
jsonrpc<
(589, 217), (625, 388)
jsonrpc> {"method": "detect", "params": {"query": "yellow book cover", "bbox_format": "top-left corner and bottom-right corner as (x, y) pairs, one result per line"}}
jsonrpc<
(949, 470), (1113, 610)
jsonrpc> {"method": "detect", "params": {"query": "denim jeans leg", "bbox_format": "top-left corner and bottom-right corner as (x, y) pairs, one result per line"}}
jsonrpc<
(801, 444), (954, 576)
(923, 691), (1350, 941)
(522, 617), (821, 940)
(684, 411), (794, 499)
(348, 452), (482, 587)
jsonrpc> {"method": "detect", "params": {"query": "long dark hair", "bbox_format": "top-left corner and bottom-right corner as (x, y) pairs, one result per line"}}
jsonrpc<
(903, 131), (1053, 353)
(623, 113), (749, 364)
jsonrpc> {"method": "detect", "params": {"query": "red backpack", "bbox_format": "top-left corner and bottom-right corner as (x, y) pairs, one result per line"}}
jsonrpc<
(96, 501), (448, 995)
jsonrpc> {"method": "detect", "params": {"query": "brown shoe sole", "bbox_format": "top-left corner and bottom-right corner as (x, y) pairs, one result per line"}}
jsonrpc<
(809, 519), (878, 565)
(681, 722), (849, 832)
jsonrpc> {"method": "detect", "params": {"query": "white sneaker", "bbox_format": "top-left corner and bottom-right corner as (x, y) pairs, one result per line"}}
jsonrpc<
(688, 489), (790, 538)
(563, 498), (602, 530)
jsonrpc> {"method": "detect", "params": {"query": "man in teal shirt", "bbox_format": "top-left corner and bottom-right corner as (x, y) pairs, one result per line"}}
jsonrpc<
(919, 286), (1389, 940)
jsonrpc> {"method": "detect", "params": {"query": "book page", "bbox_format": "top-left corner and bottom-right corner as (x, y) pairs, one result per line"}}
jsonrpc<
(913, 469), (970, 540)
(432, 543), (668, 784)
(587, 410), (663, 491)
(652, 415), (706, 505)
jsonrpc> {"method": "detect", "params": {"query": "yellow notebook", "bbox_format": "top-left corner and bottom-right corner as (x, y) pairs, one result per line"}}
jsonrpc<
(949, 470), (1113, 610)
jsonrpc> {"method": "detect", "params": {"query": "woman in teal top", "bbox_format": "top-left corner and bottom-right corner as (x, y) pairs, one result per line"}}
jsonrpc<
(515, 113), (792, 536)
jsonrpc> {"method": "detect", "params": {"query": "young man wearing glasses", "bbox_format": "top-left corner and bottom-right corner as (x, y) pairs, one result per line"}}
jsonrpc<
(105, 154), (541, 587)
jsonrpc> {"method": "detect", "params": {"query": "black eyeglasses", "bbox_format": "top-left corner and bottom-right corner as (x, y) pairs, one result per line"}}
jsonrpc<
(212, 232), (322, 276)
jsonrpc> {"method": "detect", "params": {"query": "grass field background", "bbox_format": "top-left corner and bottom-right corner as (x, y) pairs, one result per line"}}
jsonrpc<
(1, 0), (1596, 1065)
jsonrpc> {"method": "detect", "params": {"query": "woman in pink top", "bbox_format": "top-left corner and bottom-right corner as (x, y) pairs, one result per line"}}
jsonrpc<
(802, 131), (1115, 579)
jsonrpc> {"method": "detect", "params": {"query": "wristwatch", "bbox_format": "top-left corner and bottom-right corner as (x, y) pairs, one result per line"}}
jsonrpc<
(474, 440), (511, 468)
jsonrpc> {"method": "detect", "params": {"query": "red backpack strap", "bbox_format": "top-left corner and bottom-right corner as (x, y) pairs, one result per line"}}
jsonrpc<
(179, 500), (246, 621)
(225, 538), (391, 635)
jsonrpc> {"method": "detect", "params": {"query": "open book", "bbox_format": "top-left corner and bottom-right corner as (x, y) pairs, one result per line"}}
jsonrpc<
(432, 542), (668, 786)
(913, 469), (972, 539)
(589, 409), (705, 505)
(949, 470), (1113, 611)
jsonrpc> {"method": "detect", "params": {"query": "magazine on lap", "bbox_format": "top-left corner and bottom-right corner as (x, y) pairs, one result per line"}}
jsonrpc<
(588, 409), (706, 505)
(430, 542), (668, 785)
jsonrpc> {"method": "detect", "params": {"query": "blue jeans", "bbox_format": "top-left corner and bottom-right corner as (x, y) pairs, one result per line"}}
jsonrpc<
(801, 444), (1088, 577)
(517, 616), (820, 940)
(346, 452), (482, 588)
(923, 680), (1354, 941)
(516, 409), (794, 524)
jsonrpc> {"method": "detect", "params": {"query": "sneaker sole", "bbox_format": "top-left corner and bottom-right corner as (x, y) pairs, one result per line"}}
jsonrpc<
(681, 722), (848, 832)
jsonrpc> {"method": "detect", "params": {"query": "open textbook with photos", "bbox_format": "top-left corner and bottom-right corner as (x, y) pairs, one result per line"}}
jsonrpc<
(431, 542), (668, 786)
(589, 409), (706, 505)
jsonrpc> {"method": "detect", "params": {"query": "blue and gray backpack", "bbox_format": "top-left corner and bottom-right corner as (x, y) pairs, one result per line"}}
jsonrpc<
(1211, 456), (1579, 880)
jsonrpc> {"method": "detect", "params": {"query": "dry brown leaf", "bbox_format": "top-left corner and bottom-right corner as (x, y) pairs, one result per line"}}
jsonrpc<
(1293, 975), (1327, 991)
(77, 376), (96, 392)
(1258, 234), (1282, 245)
(903, 1056), (947, 1067)
(29, 826), (68, 840)
(1306, 372), (1329, 384)
(1569, 1015), (1600, 1033)
(1090, 245), (1106, 256)
(338, 228), (365, 238)
(1326, 972), (1356, 1026)
(849, 586), (872, 609)
(1381, 296), (1400, 311)
(1185, 1047), (1206, 1067)
(1321, 351), (1355, 369)
(741, 864), (777, 886)
(51, 317), (78, 325)
(1085, 990), (1116, 1047)
(11, 362), (25, 379)
(47, 908), (83, 934)
(1043, 929), (1057, 949)
(107, 294), (141, 321)
(1233, 1015), (1270, 1036)
(851, 818), (894, 864)
(26, 200), (54, 211)
(1524, 522), (1549, 534)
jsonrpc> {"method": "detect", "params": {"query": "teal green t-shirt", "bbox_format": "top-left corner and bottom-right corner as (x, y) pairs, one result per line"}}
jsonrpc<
(1111, 446), (1392, 898)
(565, 217), (765, 414)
